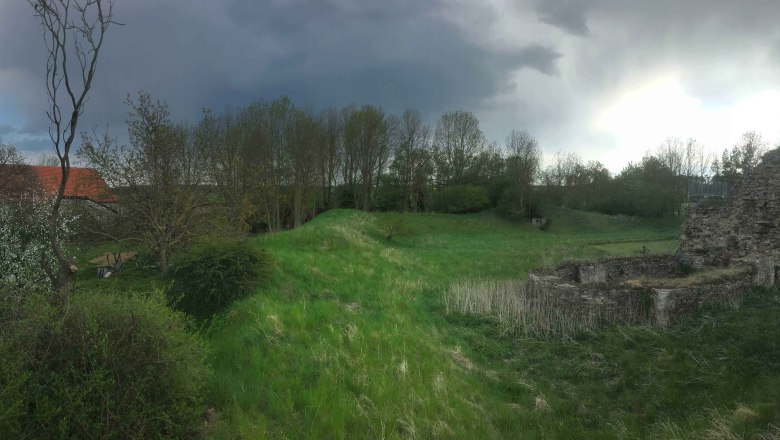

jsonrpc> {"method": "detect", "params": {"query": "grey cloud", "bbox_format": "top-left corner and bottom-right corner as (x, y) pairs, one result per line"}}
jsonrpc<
(1, 0), (540, 155)
(3, 0), (780, 164)
(510, 45), (562, 76)
(0, 124), (15, 136)
(7, 136), (50, 154)
(225, 0), (438, 32)
(535, 0), (591, 36)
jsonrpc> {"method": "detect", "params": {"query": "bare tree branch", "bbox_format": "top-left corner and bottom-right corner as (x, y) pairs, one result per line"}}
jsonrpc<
(28, 0), (117, 292)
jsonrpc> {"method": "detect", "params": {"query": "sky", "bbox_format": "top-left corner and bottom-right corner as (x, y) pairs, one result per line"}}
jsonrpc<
(2, 0), (780, 172)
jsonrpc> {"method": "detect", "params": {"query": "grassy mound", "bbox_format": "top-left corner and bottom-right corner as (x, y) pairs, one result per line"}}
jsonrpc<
(77, 208), (778, 438)
(203, 209), (761, 439)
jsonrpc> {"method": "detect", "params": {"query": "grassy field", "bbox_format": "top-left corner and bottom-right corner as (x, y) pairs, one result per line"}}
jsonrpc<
(75, 208), (780, 439)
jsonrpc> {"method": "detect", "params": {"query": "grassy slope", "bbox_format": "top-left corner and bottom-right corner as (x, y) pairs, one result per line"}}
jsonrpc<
(205, 208), (710, 439)
(75, 208), (778, 438)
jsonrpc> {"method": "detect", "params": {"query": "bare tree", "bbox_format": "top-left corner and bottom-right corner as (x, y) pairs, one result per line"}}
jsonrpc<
(79, 92), (209, 272)
(35, 153), (61, 166)
(505, 129), (542, 215)
(262, 97), (293, 230)
(655, 137), (684, 176)
(28, 0), (117, 291)
(341, 105), (360, 208)
(0, 142), (25, 198)
(289, 108), (323, 227)
(198, 108), (260, 232)
(505, 130), (541, 185)
(433, 110), (485, 185)
(542, 151), (583, 187)
(318, 108), (343, 210)
(391, 109), (431, 212)
(681, 138), (713, 179)
(344, 105), (390, 211)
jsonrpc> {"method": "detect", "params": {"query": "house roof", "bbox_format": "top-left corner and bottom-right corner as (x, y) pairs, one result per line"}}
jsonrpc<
(26, 166), (117, 203)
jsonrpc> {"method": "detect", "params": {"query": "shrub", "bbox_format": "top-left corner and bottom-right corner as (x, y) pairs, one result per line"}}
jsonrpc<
(168, 240), (273, 317)
(432, 184), (490, 214)
(0, 289), (208, 439)
(496, 185), (542, 222)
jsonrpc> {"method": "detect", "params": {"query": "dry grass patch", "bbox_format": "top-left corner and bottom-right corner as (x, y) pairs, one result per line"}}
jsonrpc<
(445, 279), (604, 337)
(533, 394), (551, 413)
(447, 346), (475, 371)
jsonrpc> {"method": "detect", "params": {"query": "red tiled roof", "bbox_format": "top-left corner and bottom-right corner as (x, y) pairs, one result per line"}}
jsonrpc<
(30, 166), (117, 203)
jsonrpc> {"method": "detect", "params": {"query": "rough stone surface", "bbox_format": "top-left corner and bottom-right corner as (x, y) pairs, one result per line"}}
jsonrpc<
(518, 151), (780, 327)
(552, 255), (681, 283)
(681, 148), (780, 280)
(530, 256), (752, 326)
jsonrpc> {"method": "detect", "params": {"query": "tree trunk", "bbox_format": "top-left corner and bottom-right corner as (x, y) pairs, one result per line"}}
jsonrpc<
(157, 246), (168, 273)
(363, 180), (371, 212)
(293, 185), (302, 228)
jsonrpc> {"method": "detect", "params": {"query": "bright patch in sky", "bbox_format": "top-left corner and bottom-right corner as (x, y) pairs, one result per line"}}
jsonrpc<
(594, 74), (703, 150)
(593, 74), (780, 170)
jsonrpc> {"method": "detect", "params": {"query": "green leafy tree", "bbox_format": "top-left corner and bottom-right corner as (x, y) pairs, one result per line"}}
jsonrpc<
(716, 131), (768, 185)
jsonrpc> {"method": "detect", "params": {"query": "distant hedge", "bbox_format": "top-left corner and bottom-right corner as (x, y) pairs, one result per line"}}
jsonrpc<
(432, 184), (490, 214)
(168, 240), (273, 317)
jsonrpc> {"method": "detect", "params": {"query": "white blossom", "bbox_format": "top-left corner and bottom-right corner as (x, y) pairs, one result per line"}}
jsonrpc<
(0, 196), (78, 295)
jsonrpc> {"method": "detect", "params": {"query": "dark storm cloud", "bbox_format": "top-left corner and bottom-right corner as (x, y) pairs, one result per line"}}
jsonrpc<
(534, 0), (590, 36)
(3, 0), (780, 165)
(0, 0), (562, 154)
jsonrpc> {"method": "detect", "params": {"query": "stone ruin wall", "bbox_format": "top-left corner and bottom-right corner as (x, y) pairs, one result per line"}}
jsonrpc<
(681, 148), (780, 285)
(528, 256), (752, 327)
(511, 152), (780, 329)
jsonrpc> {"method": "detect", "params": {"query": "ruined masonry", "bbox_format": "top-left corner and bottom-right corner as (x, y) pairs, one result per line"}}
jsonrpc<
(681, 148), (780, 285)
(525, 149), (780, 327)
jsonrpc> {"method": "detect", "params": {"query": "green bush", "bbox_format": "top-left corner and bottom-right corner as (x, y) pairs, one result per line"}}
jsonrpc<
(168, 240), (273, 317)
(432, 184), (490, 214)
(496, 185), (542, 221)
(0, 289), (208, 439)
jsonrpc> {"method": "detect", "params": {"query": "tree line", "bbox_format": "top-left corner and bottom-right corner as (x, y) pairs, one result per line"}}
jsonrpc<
(6, 91), (773, 272)
(76, 92), (549, 271)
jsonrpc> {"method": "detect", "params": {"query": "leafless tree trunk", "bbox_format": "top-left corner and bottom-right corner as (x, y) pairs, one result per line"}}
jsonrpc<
(79, 92), (209, 273)
(319, 108), (343, 210)
(28, 0), (117, 292)
(505, 129), (542, 216)
(344, 105), (389, 211)
(433, 110), (485, 185)
(289, 108), (324, 227)
(0, 143), (24, 198)
(392, 110), (431, 212)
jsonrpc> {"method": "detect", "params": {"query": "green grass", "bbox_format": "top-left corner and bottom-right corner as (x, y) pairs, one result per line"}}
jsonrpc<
(73, 242), (164, 292)
(75, 208), (780, 439)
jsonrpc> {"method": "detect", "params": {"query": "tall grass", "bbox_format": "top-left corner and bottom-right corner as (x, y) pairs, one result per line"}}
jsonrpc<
(444, 279), (595, 337)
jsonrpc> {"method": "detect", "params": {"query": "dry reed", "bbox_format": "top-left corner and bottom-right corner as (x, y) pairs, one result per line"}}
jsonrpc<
(444, 278), (650, 338)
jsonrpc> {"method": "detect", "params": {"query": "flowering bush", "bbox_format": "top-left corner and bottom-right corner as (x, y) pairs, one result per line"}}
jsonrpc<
(0, 197), (77, 295)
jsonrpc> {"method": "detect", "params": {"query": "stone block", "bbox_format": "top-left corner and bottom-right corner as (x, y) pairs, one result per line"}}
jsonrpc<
(653, 289), (671, 327)
(577, 264), (606, 284)
(753, 256), (776, 286)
